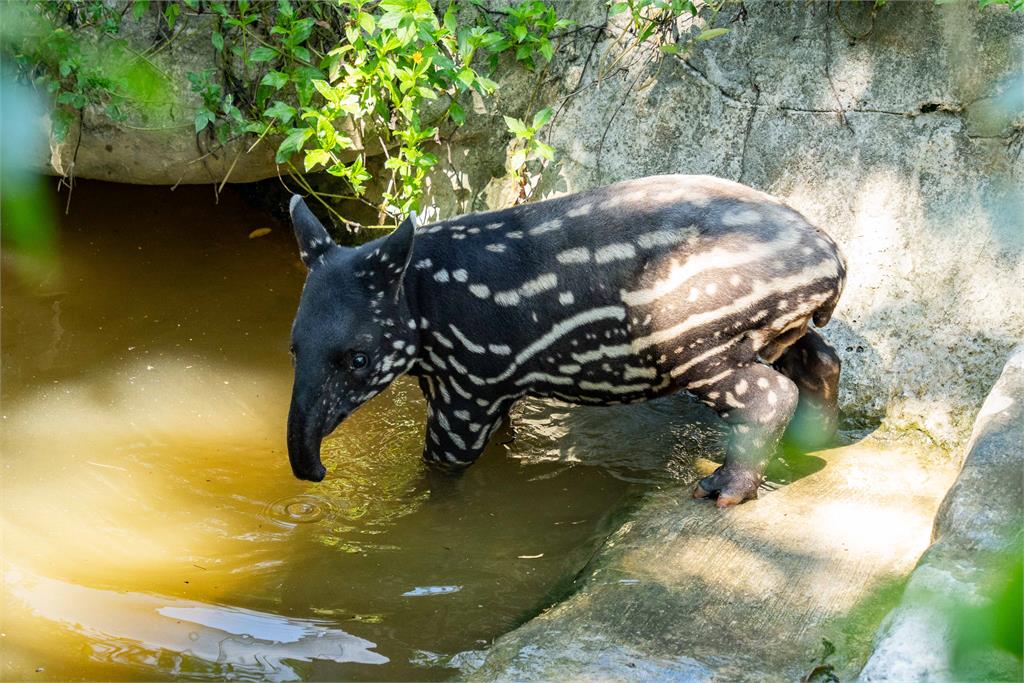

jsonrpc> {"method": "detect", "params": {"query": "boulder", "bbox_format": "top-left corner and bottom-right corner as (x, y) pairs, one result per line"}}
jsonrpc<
(858, 346), (1024, 682)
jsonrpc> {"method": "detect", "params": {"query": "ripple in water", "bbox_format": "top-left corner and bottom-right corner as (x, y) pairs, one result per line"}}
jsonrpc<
(265, 495), (332, 527)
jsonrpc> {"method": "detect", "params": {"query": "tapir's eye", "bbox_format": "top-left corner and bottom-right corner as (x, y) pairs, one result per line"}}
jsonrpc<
(351, 352), (369, 369)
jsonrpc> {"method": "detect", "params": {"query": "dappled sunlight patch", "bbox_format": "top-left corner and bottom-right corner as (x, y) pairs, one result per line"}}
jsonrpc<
(0, 358), (303, 592)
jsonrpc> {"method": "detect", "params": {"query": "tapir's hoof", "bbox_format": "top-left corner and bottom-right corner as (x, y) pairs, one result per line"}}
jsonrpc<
(693, 464), (762, 508)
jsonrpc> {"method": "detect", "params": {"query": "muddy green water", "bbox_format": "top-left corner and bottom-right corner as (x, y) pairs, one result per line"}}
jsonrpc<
(1, 182), (724, 681)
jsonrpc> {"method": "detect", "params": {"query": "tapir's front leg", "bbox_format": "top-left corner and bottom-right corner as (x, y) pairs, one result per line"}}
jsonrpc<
(418, 377), (511, 469)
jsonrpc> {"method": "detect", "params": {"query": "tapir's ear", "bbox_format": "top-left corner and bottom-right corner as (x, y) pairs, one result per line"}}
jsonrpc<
(290, 195), (335, 268)
(375, 211), (418, 302)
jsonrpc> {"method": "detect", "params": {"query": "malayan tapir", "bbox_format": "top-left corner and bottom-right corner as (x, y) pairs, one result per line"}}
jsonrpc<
(286, 175), (846, 507)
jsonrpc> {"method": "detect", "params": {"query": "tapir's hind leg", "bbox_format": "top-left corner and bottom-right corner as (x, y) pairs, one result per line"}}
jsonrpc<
(688, 363), (799, 507)
(772, 329), (841, 449)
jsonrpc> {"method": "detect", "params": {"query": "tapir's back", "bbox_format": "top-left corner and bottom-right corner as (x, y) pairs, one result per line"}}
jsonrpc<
(407, 174), (846, 402)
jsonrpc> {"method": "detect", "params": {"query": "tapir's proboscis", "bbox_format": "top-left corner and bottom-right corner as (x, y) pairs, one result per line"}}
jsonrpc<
(286, 175), (846, 507)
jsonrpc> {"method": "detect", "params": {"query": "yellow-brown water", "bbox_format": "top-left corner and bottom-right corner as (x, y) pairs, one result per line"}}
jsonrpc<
(1, 182), (734, 681)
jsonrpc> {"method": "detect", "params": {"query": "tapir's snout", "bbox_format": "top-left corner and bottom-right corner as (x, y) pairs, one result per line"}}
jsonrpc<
(286, 392), (329, 483)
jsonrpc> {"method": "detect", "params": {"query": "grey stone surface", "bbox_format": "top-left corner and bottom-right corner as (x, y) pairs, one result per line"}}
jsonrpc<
(41, 12), (283, 185)
(858, 345), (1024, 683)
(461, 438), (959, 682)
(422, 0), (1024, 449)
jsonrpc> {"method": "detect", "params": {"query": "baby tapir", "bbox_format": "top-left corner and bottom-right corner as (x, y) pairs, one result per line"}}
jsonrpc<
(286, 175), (846, 507)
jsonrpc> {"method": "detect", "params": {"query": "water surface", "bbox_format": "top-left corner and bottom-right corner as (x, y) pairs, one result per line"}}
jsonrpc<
(1, 182), (721, 681)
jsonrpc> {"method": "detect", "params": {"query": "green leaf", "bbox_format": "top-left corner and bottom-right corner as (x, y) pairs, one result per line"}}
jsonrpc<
(132, 0), (150, 21)
(695, 27), (730, 41)
(312, 79), (341, 104)
(503, 116), (528, 136)
(659, 43), (679, 54)
(358, 11), (376, 34)
(456, 67), (475, 89)
(474, 75), (499, 94)
(538, 37), (553, 62)
(609, 2), (629, 15)
(163, 3), (180, 29)
(264, 100), (297, 124)
(303, 148), (331, 171)
(448, 101), (465, 125)
(249, 46), (278, 62)
(275, 127), (314, 163)
(292, 18), (315, 44)
(512, 24), (528, 41)
(260, 70), (289, 89)
(211, 31), (224, 51)
(194, 108), (216, 133)
(531, 107), (553, 129)
(534, 141), (555, 160)
(443, 2), (458, 33)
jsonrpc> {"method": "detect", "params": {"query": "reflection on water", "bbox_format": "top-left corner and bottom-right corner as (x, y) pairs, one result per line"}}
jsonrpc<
(4, 567), (387, 682)
(0, 182), (716, 681)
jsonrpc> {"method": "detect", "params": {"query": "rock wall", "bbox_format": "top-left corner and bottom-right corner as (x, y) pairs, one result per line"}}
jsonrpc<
(422, 0), (1024, 450)
(40, 1), (1024, 449)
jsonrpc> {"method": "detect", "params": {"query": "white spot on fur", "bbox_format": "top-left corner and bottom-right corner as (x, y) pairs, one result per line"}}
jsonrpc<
(722, 208), (762, 226)
(521, 273), (558, 297)
(624, 366), (657, 380)
(494, 291), (521, 306)
(528, 218), (563, 236)
(594, 243), (636, 264)
(556, 247), (590, 264)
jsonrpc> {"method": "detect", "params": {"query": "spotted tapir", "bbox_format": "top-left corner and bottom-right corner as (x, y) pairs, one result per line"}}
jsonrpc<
(286, 175), (846, 507)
